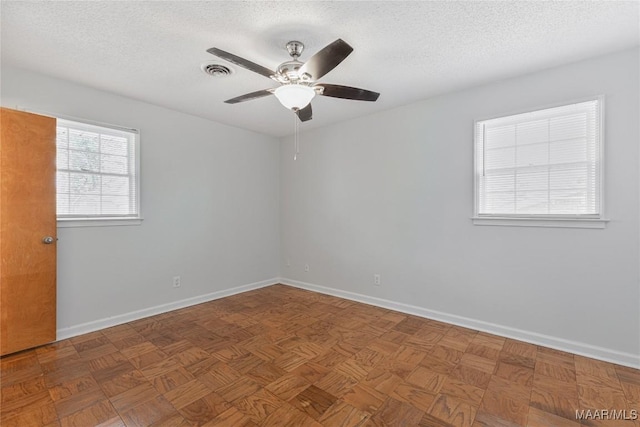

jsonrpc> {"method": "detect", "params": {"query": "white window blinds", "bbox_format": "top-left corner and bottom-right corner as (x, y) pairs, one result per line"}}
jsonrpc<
(475, 99), (601, 217)
(56, 119), (139, 219)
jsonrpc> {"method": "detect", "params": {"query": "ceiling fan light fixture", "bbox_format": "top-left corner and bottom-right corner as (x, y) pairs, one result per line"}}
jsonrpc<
(274, 84), (316, 110)
(209, 39), (379, 123)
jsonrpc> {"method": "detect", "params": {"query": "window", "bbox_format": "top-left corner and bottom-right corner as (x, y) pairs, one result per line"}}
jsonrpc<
(56, 118), (140, 226)
(473, 98), (606, 228)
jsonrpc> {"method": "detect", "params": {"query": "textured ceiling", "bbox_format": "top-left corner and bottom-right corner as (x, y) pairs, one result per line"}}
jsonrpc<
(1, 1), (638, 137)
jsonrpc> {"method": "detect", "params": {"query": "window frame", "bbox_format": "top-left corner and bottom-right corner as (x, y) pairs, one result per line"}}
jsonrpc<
(55, 115), (142, 228)
(472, 96), (608, 229)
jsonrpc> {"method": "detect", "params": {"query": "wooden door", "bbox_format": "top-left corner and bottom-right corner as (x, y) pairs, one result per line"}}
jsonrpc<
(1, 108), (57, 356)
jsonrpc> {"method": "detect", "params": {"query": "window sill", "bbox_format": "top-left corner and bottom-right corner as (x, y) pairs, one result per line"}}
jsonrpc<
(471, 216), (608, 229)
(57, 217), (143, 228)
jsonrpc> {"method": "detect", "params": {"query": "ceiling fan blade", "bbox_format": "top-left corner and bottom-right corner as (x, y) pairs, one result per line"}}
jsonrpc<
(298, 39), (353, 80)
(316, 84), (380, 102)
(224, 89), (274, 104)
(296, 104), (313, 122)
(207, 47), (275, 79)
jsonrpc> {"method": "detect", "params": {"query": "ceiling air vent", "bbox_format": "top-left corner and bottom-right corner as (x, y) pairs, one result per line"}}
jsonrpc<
(201, 63), (233, 77)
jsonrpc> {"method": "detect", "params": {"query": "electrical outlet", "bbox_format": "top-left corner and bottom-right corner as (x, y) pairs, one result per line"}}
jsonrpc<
(173, 276), (181, 288)
(304, 264), (309, 272)
(373, 274), (381, 286)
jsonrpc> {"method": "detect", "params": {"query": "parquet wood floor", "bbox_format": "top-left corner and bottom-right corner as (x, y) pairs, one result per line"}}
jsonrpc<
(1, 284), (638, 426)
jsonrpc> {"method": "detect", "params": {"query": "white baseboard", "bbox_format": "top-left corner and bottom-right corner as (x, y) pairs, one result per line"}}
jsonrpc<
(279, 277), (640, 369)
(56, 278), (279, 340)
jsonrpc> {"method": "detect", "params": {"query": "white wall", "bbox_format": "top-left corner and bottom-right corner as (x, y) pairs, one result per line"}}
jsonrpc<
(1, 67), (281, 334)
(3, 49), (638, 367)
(280, 48), (640, 366)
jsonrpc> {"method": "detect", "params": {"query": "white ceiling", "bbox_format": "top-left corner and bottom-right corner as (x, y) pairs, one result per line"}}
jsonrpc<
(2, 1), (638, 137)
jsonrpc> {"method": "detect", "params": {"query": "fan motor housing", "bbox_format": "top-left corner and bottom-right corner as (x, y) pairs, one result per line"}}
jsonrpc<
(276, 60), (311, 83)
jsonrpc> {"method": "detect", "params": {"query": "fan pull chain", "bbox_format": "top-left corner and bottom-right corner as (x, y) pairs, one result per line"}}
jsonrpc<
(294, 111), (300, 160)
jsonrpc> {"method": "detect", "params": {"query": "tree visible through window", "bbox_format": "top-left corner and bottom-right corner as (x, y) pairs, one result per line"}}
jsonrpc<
(56, 118), (139, 220)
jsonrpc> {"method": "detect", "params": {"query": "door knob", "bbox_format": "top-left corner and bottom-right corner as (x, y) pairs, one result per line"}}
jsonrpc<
(42, 236), (56, 244)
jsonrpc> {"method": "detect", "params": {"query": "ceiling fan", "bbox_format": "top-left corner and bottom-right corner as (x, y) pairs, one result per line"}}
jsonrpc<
(207, 39), (380, 122)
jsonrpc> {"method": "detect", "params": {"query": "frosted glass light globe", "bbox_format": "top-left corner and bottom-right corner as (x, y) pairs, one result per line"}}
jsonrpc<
(274, 85), (315, 110)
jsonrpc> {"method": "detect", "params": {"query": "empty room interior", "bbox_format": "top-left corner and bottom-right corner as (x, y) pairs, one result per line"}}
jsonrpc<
(1, 1), (639, 426)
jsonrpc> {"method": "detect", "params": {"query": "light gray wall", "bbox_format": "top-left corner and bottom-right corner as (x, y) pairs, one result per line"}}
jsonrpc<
(2, 66), (281, 331)
(280, 48), (640, 361)
(3, 49), (638, 365)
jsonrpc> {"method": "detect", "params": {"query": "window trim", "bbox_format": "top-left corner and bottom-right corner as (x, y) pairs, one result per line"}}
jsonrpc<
(472, 96), (607, 229)
(53, 114), (143, 227)
(57, 217), (143, 228)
